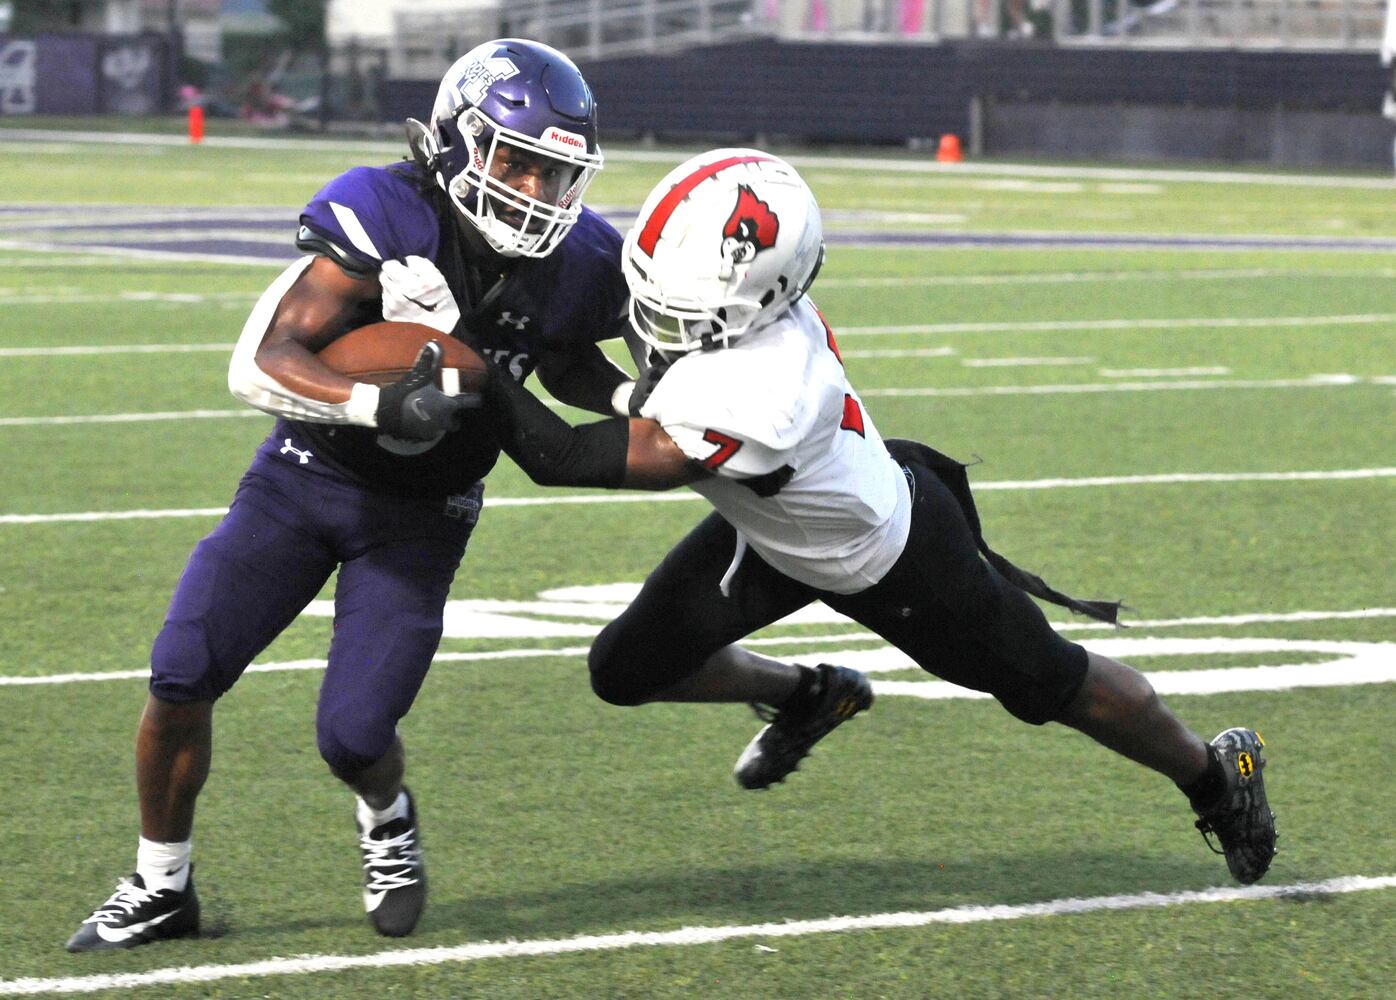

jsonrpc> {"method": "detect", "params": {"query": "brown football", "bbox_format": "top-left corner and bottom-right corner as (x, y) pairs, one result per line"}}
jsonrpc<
(318, 321), (488, 394)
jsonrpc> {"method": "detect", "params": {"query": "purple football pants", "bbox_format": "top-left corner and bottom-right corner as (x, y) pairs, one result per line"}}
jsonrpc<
(149, 441), (480, 775)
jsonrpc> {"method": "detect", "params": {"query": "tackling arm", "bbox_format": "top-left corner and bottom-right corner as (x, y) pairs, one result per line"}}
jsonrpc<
(483, 361), (700, 491)
(532, 341), (634, 416)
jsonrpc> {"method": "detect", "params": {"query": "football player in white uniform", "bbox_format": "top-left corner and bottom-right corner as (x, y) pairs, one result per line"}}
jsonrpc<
(476, 149), (1278, 886)
(1384, 0), (1396, 170)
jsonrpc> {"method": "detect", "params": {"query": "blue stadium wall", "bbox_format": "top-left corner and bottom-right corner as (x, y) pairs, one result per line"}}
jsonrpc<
(383, 40), (1392, 169)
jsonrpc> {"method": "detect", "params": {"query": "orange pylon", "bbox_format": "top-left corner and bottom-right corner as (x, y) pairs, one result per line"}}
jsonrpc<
(935, 133), (962, 163)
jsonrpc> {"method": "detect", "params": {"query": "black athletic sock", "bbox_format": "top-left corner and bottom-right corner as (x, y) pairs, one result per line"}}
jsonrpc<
(1178, 746), (1226, 809)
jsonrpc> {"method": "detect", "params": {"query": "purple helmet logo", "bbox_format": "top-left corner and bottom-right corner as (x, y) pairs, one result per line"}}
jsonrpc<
(449, 57), (519, 108)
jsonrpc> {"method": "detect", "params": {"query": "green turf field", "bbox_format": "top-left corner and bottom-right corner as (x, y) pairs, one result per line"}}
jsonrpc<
(0, 129), (1393, 998)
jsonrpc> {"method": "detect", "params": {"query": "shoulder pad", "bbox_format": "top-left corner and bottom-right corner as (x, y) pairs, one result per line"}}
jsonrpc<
(295, 224), (376, 279)
(649, 320), (818, 451)
(298, 165), (440, 273)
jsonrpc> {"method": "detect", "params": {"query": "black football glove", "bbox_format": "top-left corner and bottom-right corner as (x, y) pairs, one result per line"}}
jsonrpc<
(628, 351), (673, 417)
(375, 341), (469, 440)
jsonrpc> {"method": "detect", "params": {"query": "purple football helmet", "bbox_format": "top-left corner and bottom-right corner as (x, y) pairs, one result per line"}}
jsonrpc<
(411, 38), (604, 258)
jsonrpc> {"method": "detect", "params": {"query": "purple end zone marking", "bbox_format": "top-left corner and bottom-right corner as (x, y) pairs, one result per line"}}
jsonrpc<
(832, 231), (1396, 252)
(91, 238), (296, 260)
(17, 217), (290, 233)
(6, 205), (1396, 262)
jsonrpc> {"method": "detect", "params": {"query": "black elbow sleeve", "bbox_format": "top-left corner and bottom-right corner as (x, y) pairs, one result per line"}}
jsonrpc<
(485, 362), (629, 488)
(515, 416), (629, 489)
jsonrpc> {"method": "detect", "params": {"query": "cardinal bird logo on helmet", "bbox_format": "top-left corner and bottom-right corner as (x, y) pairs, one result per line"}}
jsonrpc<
(721, 184), (780, 266)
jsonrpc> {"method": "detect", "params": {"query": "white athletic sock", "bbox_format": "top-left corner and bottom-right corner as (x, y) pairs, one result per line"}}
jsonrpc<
(137, 836), (191, 892)
(356, 790), (408, 832)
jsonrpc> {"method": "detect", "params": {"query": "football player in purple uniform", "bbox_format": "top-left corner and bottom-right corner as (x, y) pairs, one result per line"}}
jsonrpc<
(66, 39), (632, 952)
(476, 149), (1278, 888)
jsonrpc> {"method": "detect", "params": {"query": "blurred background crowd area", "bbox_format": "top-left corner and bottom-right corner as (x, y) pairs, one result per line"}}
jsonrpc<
(0, 0), (1392, 168)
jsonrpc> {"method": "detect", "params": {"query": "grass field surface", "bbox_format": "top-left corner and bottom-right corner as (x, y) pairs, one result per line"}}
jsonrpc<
(0, 125), (1393, 998)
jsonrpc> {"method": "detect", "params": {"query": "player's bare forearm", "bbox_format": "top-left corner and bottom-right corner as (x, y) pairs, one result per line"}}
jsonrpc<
(254, 256), (379, 403)
(533, 343), (631, 415)
(622, 419), (702, 490)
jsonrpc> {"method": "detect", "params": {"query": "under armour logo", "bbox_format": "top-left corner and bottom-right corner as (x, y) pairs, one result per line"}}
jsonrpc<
(497, 311), (529, 330)
(280, 438), (313, 464)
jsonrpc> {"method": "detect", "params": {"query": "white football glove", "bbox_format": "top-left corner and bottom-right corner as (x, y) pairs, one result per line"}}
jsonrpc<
(379, 255), (461, 335)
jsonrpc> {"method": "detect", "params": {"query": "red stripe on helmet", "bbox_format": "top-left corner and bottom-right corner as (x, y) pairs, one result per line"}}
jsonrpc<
(636, 154), (775, 256)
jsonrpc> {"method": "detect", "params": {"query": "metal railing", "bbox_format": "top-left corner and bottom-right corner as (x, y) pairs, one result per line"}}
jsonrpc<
(1055, 0), (1388, 46)
(383, 0), (1388, 71)
(497, 0), (768, 56)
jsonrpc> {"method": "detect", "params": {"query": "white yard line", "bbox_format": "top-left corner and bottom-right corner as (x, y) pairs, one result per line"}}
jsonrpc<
(3, 342), (943, 361)
(870, 645), (1396, 699)
(3, 467), (1392, 526)
(0, 507), (233, 525)
(0, 208), (291, 225)
(0, 875), (1390, 996)
(962, 357), (1095, 368)
(818, 267), (1396, 288)
(0, 256), (225, 268)
(0, 409), (264, 427)
(0, 373), (1379, 427)
(0, 239), (283, 268)
(1059, 607), (1396, 631)
(968, 467), (1396, 489)
(0, 343), (235, 357)
(4, 609), (1394, 688)
(0, 494), (701, 524)
(0, 398), (581, 427)
(862, 374), (1365, 397)
(4, 305), (1388, 358)
(9, 228), (281, 243)
(11, 645), (1396, 692)
(0, 292), (255, 306)
(841, 347), (957, 359)
(1099, 366), (1231, 377)
(838, 313), (1396, 336)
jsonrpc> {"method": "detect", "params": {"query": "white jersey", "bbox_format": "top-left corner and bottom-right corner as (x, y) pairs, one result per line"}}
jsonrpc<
(1385, 0), (1396, 119)
(640, 298), (912, 595)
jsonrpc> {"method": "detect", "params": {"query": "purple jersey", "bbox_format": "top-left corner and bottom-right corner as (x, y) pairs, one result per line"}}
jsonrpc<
(285, 161), (627, 496)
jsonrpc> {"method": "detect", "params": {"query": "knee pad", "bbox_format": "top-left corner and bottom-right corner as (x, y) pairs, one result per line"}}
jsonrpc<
(317, 621), (436, 774)
(149, 620), (224, 703)
(587, 625), (654, 706)
(316, 710), (390, 778)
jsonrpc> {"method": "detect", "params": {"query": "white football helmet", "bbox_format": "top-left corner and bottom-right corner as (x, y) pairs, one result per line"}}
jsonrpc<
(622, 148), (825, 353)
